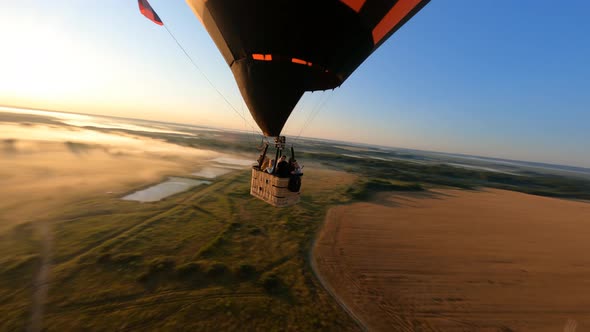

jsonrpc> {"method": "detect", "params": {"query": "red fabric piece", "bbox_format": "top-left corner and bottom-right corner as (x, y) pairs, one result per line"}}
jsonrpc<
(138, 0), (163, 26)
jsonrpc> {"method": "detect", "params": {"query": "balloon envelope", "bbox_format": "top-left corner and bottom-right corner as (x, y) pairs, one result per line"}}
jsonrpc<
(187, 0), (430, 136)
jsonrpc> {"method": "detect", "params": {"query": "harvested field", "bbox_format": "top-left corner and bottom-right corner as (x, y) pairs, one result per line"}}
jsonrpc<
(313, 189), (590, 332)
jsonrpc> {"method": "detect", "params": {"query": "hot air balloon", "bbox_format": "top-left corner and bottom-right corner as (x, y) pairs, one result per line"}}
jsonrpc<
(139, 0), (430, 206)
(186, 0), (429, 138)
(184, 0), (429, 206)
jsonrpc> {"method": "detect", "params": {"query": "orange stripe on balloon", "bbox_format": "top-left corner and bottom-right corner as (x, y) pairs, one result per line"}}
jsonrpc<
(372, 0), (422, 44)
(340, 0), (366, 12)
(252, 54), (273, 61)
(291, 58), (307, 65)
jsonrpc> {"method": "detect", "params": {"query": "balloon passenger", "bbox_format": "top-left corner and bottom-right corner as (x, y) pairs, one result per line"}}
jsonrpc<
(290, 160), (303, 176)
(258, 156), (270, 170)
(265, 159), (275, 174)
(276, 155), (290, 178)
(257, 154), (268, 169)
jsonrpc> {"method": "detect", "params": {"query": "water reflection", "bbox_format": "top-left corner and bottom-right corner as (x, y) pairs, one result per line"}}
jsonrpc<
(211, 157), (254, 167)
(122, 177), (210, 202)
(191, 167), (232, 179)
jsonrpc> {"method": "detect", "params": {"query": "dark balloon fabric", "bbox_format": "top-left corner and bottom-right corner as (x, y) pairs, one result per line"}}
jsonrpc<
(187, 0), (429, 136)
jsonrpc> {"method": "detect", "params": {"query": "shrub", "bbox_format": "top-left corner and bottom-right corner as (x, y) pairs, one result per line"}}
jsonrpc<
(96, 253), (112, 264)
(176, 262), (204, 279)
(236, 264), (256, 280)
(136, 271), (150, 283)
(261, 273), (283, 294)
(206, 262), (229, 278)
(148, 257), (176, 273)
(111, 253), (143, 265)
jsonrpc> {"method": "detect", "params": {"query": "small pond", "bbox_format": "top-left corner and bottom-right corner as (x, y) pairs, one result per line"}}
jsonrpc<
(122, 177), (210, 202)
(191, 167), (233, 179)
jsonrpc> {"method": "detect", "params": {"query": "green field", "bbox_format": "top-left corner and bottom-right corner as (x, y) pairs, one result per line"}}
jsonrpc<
(2, 113), (590, 331)
(3, 149), (590, 330)
(1, 167), (362, 331)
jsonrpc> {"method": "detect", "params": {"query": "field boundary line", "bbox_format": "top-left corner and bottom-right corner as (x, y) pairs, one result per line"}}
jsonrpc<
(308, 207), (369, 332)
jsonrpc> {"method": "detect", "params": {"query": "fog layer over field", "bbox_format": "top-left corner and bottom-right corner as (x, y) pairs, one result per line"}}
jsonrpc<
(0, 125), (219, 231)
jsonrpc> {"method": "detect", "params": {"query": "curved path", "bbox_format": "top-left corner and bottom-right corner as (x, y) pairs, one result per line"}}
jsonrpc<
(310, 208), (369, 332)
(28, 221), (53, 332)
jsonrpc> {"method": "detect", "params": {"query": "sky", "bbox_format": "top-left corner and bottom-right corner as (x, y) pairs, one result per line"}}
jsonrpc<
(0, 0), (589, 167)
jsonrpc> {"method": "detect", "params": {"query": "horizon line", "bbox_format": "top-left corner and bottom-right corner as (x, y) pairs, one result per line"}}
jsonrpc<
(1, 103), (588, 171)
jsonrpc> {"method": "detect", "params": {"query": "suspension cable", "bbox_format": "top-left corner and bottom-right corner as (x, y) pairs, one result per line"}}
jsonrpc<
(292, 91), (326, 141)
(292, 89), (338, 144)
(162, 24), (264, 140)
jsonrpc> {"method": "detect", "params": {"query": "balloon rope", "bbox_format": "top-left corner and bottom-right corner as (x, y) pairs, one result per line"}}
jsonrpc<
(242, 98), (264, 147)
(292, 90), (337, 143)
(162, 25), (263, 138)
(292, 92), (326, 142)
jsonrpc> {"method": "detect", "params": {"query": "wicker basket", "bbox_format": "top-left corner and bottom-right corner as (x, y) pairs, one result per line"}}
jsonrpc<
(250, 168), (300, 207)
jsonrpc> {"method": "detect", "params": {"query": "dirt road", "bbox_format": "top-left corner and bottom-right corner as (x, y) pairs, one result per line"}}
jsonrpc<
(27, 221), (52, 332)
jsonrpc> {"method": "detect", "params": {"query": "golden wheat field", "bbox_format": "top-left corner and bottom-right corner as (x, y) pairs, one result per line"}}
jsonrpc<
(313, 189), (590, 332)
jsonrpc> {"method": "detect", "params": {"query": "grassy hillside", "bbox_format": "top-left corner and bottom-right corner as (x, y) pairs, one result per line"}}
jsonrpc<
(0, 222), (41, 331)
(2, 122), (590, 330)
(306, 152), (590, 200)
(1, 169), (361, 331)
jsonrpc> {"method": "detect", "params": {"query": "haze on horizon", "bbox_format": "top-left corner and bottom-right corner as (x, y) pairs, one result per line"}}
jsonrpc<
(1, 0), (589, 168)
